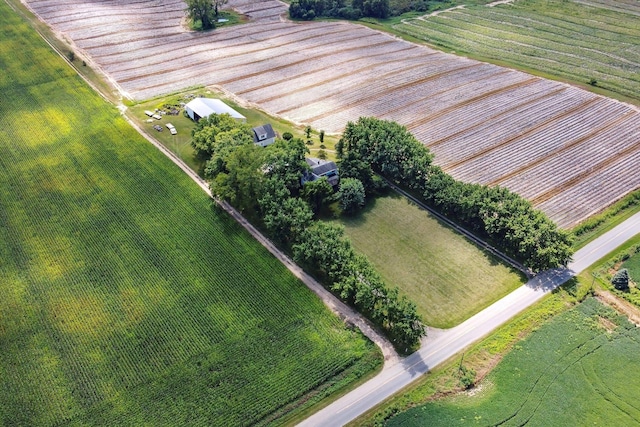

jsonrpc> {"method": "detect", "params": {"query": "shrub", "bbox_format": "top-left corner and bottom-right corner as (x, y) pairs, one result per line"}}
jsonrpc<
(612, 268), (630, 290)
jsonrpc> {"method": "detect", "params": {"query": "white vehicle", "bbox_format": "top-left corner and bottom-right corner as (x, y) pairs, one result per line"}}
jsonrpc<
(144, 110), (154, 117)
(152, 114), (162, 120)
(166, 123), (177, 135)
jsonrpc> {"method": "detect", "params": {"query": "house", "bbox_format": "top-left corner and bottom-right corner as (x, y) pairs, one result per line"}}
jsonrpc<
(184, 98), (246, 122)
(302, 157), (339, 187)
(252, 124), (276, 147)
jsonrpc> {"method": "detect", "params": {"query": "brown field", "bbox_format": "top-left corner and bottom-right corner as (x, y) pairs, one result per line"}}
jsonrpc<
(24, 0), (640, 229)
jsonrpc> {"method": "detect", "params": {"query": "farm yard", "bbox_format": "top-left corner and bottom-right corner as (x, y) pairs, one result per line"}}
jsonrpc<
(22, 0), (640, 229)
(394, 0), (640, 100)
(387, 298), (640, 426)
(0, 4), (381, 426)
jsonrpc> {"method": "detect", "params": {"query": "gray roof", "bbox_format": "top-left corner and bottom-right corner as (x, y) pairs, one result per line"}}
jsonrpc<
(252, 123), (276, 143)
(306, 157), (337, 176)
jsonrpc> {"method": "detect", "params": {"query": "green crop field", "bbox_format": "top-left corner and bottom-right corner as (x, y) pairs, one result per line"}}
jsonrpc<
(394, 0), (640, 101)
(622, 250), (640, 283)
(332, 194), (524, 328)
(0, 4), (381, 426)
(388, 297), (640, 426)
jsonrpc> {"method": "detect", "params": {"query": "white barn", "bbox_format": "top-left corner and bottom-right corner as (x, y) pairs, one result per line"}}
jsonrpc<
(185, 98), (246, 122)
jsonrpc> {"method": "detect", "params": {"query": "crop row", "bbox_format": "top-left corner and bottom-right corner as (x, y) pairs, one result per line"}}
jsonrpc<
(447, 97), (615, 182)
(395, 1), (640, 98)
(23, 0), (640, 229)
(106, 24), (372, 80)
(1, 6), (380, 423)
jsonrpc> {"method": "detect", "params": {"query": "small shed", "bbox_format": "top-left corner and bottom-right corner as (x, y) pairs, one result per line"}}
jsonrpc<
(185, 98), (246, 122)
(252, 124), (276, 147)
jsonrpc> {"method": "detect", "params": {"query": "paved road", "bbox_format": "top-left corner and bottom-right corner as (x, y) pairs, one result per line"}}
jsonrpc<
(299, 210), (640, 427)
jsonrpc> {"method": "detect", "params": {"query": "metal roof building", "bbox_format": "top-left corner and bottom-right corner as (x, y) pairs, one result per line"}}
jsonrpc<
(185, 98), (246, 122)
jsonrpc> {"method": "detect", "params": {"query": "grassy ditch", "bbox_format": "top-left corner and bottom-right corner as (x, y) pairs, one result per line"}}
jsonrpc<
(349, 279), (587, 426)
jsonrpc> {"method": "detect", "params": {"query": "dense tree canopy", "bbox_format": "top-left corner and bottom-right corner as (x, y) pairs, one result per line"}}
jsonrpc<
(185, 0), (217, 29)
(339, 177), (366, 214)
(289, 0), (389, 20)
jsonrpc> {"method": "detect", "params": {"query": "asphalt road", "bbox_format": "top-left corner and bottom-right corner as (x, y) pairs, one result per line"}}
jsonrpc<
(299, 210), (640, 427)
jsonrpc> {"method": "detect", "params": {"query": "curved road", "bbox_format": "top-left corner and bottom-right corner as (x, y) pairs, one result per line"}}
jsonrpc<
(299, 210), (640, 426)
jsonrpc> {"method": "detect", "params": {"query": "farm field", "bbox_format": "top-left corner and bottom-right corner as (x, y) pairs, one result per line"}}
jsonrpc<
(0, 4), (381, 426)
(622, 250), (640, 282)
(333, 195), (524, 328)
(22, 0), (640, 230)
(387, 297), (640, 426)
(394, 0), (640, 101)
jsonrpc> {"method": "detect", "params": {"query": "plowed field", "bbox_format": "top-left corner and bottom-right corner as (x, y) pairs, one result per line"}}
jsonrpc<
(23, 0), (640, 228)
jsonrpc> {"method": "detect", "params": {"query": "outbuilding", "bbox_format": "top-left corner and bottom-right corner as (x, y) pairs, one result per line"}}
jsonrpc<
(185, 98), (246, 122)
(252, 124), (277, 147)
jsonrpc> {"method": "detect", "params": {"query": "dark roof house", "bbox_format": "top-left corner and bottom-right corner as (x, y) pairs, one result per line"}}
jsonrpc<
(303, 157), (339, 187)
(252, 124), (276, 147)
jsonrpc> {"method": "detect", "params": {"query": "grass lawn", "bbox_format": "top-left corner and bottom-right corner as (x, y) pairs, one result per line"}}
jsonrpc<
(128, 90), (339, 174)
(0, 4), (381, 426)
(331, 194), (525, 328)
(387, 297), (640, 426)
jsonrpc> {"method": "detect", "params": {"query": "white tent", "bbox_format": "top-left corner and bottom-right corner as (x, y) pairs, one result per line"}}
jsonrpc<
(185, 98), (246, 122)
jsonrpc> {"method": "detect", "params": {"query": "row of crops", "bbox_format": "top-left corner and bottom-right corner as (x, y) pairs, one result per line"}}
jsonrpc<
(0, 3), (380, 425)
(395, 0), (640, 99)
(23, 0), (640, 228)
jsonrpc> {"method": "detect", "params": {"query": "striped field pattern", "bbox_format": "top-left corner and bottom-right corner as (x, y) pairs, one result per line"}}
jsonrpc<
(23, 0), (640, 228)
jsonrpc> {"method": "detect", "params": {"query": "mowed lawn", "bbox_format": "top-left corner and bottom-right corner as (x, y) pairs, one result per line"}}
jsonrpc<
(333, 195), (524, 328)
(389, 297), (640, 426)
(0, 5), (380, 426)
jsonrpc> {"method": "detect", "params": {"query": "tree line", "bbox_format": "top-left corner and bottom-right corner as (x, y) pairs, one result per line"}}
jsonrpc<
(336, 117), (574, 273)
(192, 115), (427, 352)
(289, 0), (390, 20)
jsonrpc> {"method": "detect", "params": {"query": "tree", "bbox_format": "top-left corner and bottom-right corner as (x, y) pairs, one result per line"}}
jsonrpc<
(339, 177), (365, 214)
(261, 192), (312, 246)
(263, 138), (309, 194)
(319, 130), (325, 144)
(185, 0), (216, 29)
(210, 144), (265, 212)
(213, 0), (228, 16)
(282, 132), (293, 141)
(191, 113), (248, 159)
(612, 268), (630, 290)
(301, 177), (334, 214)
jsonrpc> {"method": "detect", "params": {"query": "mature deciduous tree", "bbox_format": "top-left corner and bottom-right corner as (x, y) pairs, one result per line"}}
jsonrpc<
(339, 177), (365, 214)
(185, 0), (216, 29)
(301, 177), (334, 214)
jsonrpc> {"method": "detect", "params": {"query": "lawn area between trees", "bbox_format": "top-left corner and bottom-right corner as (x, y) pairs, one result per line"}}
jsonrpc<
(333, 194), (525, 328)
(387, 297), (640, 426)
(0, 4), (381, 425)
